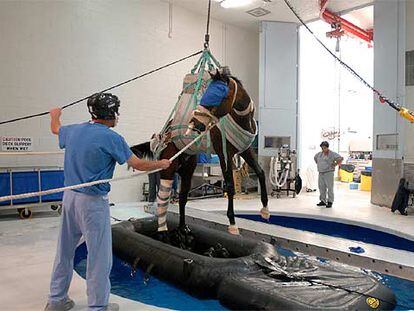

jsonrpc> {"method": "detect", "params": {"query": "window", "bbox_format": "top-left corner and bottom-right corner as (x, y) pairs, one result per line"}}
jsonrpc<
(264, 136), (290, 149)
(376, 134), (398, 150)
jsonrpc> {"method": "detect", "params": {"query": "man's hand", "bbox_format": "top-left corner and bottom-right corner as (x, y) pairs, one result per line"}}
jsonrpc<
(49, 107), (62, 135)
(50, 108), (62, 119)
(127, 155), (171, 171)
(158, 159), (171, 169)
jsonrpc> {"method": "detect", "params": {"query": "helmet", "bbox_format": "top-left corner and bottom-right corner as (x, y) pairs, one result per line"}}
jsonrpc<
(87, 93), (120, 120)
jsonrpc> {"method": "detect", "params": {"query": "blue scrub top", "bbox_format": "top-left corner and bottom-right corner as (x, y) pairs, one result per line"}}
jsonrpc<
(59, 122), (133, 196)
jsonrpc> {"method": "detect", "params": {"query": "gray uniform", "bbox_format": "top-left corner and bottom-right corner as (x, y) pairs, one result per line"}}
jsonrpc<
(314, 151), (343, 203)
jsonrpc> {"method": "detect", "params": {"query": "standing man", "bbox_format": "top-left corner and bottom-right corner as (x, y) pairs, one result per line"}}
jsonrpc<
(314, 141), (343, 208)
(45, 93), (170, 311)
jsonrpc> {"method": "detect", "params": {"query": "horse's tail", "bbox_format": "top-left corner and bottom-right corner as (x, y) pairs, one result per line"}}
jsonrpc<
(130, 142), (154, 159)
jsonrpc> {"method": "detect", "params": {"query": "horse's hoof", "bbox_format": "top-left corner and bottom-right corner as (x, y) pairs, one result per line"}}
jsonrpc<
(156, 230), (170, 244)
(227, 225), (240, 235)
(260, 207), (270, 220)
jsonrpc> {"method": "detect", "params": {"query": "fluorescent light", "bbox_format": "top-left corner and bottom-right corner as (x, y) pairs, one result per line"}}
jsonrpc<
(220, 0), (253, 9)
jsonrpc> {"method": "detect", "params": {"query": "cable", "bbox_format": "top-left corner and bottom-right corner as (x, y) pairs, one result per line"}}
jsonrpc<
(204, 0), (212, 48)
(261, 259), (407, 309)
(269, 157), (290, 188)
(282, 0), (401, 112)
(0, 121), (217, 203)
(306, 278), (406, 309)
(0, 50), (203, 126)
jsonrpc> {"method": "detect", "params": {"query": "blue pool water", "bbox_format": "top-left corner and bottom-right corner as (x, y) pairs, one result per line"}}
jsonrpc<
(238, 214), (414, 252)
(74, 241), (414, 310)
(74, 243), (226, 310)
(374, 273), (414, 310)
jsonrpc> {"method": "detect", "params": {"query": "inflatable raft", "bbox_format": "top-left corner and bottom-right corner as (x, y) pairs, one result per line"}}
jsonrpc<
(112, 216), (396, 310)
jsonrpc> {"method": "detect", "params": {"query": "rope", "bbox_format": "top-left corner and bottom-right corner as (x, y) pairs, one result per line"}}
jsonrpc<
(0, 122), (217, 203)
(110, 216), (123, 222)
(282, 0), (401, 112)
(305, 278), (407, 309)
(0, 50), (203, 126)
(260, 259), (409, 310)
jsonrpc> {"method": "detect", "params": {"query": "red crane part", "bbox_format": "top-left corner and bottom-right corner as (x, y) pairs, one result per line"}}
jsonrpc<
(319, 0), (373, 46)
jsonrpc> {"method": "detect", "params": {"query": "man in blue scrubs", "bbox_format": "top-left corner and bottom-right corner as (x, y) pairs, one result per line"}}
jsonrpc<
(45, 93), (170, 311)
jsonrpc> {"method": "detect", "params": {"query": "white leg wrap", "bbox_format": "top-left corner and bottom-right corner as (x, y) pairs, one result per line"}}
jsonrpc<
(157, 179), (173, 231)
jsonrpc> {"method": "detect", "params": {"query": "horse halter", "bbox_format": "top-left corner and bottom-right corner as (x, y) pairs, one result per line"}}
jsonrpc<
(227, 78), (254, 117)
(206, 78), (252, 118)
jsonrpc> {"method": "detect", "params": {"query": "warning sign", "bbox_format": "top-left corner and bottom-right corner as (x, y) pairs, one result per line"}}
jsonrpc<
(1, 136), (33, 152)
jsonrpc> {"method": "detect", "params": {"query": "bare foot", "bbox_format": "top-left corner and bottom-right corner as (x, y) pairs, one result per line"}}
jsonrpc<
(260, 207), (270, 220)
(227, 225), (240, 235)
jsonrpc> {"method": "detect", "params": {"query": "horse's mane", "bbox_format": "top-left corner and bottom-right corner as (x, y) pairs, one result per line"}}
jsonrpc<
(211, 69), (243, 88)
(229, 75), (243, 88)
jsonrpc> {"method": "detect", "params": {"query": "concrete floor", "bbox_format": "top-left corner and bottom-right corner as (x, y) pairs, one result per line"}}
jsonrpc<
(0, 183), (413, 310)
(188, 182), (414, 241)
(0, 209), (165, 311)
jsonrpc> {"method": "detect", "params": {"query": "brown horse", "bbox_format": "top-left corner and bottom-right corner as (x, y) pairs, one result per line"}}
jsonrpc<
(131, 69), (269, 236)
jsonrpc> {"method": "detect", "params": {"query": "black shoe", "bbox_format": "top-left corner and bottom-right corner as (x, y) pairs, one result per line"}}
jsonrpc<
(326, 202), (333, 208)
(398, 208), (408, 216)
(316, 201), (326, 206)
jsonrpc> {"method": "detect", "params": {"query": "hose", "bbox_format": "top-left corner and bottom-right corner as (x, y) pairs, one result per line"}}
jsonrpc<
(269, 156), (290, 188)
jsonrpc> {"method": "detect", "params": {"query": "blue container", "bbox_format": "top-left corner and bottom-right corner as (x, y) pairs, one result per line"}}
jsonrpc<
(0, 172), (11, 206)
(349, 183), (359, 190)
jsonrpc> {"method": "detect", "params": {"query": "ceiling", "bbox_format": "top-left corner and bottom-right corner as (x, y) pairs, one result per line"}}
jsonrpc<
(171, 0), (374, 32)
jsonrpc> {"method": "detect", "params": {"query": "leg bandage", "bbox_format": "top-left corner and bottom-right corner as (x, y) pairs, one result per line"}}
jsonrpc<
(156, 179), (173, 231)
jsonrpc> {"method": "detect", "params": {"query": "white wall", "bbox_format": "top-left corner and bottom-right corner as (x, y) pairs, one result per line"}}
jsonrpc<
(0, 0), (259, 203)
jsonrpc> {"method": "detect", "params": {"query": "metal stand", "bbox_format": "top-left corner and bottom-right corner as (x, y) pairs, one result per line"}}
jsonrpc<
(189, 163), (224, 199)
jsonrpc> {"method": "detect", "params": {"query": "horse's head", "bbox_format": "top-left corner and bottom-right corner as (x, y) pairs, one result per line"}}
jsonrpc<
(186, 67), (253, 135)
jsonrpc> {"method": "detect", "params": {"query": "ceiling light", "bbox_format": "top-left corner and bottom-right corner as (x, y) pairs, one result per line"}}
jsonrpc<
(220, 0), (254, 9)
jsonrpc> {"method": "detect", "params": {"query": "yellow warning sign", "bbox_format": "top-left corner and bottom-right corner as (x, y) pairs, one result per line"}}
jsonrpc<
(366, 297), (380, 309)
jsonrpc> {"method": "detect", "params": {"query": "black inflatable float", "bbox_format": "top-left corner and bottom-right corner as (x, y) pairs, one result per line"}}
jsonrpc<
(112, 216), (396, 310)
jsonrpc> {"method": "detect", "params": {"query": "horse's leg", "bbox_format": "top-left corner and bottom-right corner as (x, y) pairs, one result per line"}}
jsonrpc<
(216, 150), (239, 234)
(177, 155), (197, 228)
(240, 147), (270, 220)
(222, 155), (239, 234)
(210, 128), (239, 234)
(157, 143), (178, 232)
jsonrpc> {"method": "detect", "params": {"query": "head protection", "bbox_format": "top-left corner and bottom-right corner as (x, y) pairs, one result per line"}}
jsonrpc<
(87, 93), (120, 120)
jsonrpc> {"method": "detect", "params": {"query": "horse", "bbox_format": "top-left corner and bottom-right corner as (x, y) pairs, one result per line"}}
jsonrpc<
(131, 68), (269, 237)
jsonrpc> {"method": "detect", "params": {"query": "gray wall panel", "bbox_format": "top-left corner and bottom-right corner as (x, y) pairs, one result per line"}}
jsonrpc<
(371, 158), (402, 207)
(259, 22), (298, 157)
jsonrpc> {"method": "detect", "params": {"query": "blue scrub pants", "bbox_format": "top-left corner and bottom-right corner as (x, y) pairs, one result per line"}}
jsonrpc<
(48, 190), (112, 311)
